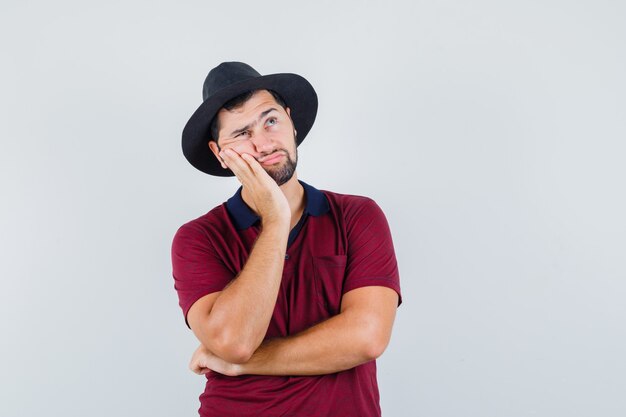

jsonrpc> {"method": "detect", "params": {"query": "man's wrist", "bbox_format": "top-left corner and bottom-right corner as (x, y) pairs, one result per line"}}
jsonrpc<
(261, 217), (290, 231)
(232, 362), (245, 376)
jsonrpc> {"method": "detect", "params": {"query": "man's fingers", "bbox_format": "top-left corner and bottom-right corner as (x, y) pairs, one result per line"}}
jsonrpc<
(190, 360), (208, 375)
(223, 150), (275, 187)
(242, 153), (282, 186)
(220, 149), (253, 179)
(240, 153), (267, 176)
(194, 366), (207, 375)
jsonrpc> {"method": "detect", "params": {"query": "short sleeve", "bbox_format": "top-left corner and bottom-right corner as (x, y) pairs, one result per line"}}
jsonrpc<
(171, 223), (235, 327)
(343, 198), (402, 305)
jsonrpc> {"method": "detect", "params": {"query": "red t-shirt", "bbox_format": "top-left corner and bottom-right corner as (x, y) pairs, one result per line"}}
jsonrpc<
(171, 181), (402, 417)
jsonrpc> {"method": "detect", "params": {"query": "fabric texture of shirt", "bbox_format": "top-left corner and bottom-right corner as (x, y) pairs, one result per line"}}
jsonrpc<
(171, 180), (402, 417)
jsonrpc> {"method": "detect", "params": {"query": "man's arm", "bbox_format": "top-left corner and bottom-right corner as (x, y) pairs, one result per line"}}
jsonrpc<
(187, 150), (291, 364)
(190, 285), (399, 376)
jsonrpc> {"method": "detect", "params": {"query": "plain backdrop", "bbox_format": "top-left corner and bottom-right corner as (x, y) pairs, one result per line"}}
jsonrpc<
(1, 1), (625, 416)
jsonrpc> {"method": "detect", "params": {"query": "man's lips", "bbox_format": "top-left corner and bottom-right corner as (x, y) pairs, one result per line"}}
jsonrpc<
(260, 152), (285, 166)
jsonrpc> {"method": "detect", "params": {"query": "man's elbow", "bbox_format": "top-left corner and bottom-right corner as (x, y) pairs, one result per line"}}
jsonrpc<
(359, 318), (393, 361)
(214, 341), (254, 364)
(362, 336), (390, 361)
(208, 326), (256, 364)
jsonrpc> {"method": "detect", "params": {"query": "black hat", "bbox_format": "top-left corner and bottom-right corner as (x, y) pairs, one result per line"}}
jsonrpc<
(182, 61), (318, 176)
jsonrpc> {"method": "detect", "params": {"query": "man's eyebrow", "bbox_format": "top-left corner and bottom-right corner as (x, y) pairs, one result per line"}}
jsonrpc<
(229, 108), (278, 137)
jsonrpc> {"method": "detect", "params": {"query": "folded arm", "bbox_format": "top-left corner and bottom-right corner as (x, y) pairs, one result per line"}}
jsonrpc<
(190, 285), (399, 376)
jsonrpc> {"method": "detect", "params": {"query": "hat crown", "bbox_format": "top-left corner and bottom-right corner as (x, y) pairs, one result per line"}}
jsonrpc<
(202, 62), (261, 101)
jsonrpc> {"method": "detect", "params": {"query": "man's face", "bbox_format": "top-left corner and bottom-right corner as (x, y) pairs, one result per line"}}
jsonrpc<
(208, 90), (298, 186)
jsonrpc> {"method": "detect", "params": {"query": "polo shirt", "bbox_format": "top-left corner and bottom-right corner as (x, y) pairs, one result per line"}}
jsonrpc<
(171, 180), (402, 417)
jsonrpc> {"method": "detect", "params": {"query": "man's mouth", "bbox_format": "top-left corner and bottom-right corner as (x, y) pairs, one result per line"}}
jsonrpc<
(260, 152), (285, 166)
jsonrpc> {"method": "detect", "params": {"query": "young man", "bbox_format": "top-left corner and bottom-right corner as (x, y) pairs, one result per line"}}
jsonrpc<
(172, 62), (402, 417)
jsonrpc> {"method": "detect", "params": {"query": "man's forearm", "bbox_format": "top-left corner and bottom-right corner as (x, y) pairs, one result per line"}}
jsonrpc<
(199, 220), (289, 362)
(237, 308), (379, 376)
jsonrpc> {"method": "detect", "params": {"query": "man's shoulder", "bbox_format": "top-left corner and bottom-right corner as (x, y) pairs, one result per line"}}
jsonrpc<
(320, 188), (379, 211)
(173, 203), (230, 241)
(317, 188), (390, 226)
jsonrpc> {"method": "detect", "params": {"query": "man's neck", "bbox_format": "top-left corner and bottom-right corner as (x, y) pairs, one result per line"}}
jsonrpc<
(240, 173), (305, 229)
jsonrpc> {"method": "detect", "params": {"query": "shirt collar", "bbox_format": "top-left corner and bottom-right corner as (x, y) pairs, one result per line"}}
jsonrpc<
(226, 180), (330, 230)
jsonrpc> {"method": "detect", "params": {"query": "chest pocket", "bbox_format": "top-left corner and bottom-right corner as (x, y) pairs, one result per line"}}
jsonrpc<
(312, 255), (347, 316)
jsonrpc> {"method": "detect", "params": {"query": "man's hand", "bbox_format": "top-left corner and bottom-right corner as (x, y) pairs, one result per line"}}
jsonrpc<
(220, 148), (290, 225)
(189, 344), (242, 377)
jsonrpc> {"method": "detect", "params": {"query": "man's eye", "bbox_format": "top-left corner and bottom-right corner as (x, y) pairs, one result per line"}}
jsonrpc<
(236, 131), (250, 138)
(266, 118), (277, 127)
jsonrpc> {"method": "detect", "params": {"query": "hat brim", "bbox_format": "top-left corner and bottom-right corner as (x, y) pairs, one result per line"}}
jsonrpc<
(182, 73), (318, 177)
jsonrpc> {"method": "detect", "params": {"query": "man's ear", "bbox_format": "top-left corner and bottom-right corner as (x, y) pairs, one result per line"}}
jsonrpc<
(285, 107), (296, 135)
(285, 107), (298, 136)
(208, 140), (227, 169)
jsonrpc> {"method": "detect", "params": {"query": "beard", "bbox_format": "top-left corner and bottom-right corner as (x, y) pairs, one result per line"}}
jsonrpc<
(264, 145), (298, 186)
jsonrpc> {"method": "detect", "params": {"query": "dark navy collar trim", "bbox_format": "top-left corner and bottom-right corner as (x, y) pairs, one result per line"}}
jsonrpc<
(226, 187), (258, 230)
(300, 180), (330, 216)
(226, 180), (330, 230)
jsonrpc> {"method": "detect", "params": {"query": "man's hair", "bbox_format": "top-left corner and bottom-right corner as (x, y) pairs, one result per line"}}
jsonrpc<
(209, 89), (287, 146)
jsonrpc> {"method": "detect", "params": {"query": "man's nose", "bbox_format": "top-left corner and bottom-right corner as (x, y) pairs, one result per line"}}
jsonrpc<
(251, 130), (274, 153)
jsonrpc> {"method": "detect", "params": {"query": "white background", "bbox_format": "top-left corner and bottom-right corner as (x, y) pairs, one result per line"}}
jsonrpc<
(1, 1), (625, 416)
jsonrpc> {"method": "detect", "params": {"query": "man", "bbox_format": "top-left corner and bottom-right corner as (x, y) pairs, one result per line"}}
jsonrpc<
(172, 62), (402, 417)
